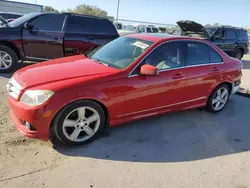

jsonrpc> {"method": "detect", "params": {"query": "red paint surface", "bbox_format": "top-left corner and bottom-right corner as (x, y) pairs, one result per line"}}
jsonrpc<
(8, 35), (242, 140)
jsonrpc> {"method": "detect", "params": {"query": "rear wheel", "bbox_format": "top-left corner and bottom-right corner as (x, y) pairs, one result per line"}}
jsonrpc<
(0, 45), (18, 73)
(235, 49), (243, 60)
(53, 100), (105, 145)
(206, 84), (230, 113)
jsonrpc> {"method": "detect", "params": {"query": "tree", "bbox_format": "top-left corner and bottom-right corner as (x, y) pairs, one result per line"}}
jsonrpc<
(63, 4), (108, 18)
(43, 6), (59, 13)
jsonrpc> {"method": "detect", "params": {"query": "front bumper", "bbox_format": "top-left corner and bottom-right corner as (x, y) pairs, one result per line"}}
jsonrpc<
(8, 97), (55, 140)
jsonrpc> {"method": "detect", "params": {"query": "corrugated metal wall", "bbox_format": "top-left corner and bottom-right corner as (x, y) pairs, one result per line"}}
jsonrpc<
(0, 1), (43, 14)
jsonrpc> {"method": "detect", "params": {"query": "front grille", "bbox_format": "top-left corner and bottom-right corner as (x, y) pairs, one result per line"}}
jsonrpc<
(7, 78), (22, 99)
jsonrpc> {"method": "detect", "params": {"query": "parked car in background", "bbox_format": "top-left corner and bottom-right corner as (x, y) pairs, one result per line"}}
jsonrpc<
(0, 12), (119, 72)
(135, 25), (159, 33)
(177, 20), (249, 60)
(7, 33), (242, 145)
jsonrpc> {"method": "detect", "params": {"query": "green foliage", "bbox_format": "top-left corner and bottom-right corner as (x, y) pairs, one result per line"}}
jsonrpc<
(43, 6), (59, 13)
(63, 4), (108, 18)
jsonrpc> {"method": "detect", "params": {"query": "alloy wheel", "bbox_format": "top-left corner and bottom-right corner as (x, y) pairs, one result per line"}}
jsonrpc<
(235, 52), (242, 60)
(0, 51), (12, 70)
(62, 107), (100, 142)
(212, 87), (229, 111)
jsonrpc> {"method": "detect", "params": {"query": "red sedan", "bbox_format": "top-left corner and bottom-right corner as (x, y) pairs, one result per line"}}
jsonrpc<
(7, 33), (242, 145)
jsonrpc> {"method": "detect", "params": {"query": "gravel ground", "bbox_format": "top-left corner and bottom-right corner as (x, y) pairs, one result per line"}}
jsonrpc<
(0, 55), (250, 188)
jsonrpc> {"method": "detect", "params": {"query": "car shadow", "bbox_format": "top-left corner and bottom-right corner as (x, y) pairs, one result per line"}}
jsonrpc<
(0, 62), (35, 79)
(53, 96), (250, 163)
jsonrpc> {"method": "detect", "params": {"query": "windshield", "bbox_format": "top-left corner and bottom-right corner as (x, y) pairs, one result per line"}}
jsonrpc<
(8, 13), (40, 27)
(87, 36), (154, 69)
(205, 27), (218, 37)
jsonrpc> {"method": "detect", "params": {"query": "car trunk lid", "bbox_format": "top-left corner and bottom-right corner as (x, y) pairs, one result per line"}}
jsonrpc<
(176, 20), (210, 39)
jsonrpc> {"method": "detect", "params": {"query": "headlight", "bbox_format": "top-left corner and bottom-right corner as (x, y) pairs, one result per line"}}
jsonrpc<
(20, 90), (54, 106)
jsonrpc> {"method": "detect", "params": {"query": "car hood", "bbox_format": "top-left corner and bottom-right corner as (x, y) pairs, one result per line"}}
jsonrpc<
(13, 55), (120, 89)
(176, 20), (210, 39)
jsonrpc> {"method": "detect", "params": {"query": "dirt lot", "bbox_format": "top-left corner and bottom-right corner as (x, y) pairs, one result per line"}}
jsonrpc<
(0, 55), (250, 188)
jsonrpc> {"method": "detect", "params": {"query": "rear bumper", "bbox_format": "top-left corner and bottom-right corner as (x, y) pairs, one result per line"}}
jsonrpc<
(231, 81), (241, 94)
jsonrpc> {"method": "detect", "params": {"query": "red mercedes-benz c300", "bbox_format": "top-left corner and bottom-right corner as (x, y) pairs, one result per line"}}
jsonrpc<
(7, 33), (242, 145)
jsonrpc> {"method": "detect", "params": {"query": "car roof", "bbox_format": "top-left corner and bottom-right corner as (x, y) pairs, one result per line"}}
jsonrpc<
(126, 33), (202, 42)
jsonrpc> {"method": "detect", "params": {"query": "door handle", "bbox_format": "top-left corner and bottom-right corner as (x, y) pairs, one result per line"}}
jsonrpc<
(172, 72), (184, 79)
(53, 36), (63, 44)
(212, 67), (220, 72)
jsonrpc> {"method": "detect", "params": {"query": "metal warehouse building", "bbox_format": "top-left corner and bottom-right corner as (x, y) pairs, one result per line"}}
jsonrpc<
(0, 0), (43, 14)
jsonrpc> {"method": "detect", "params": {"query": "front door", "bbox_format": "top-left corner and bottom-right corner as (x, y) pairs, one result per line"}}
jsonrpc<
(224, 29), (237, 56)
(124, 42), (187, 119)
(212, 28), (226, 51)
(23, 14), (65, 60)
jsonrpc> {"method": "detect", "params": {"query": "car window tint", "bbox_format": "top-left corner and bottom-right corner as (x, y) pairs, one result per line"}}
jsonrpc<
(85, 18), (117, 34)
(31, 15), (65, 32)
(214, 29), (223, 39)
(187, 43), (210, 65)
(237, 30), (248, 40)
(65, 15), (86, 33)
(210, 48), (223, 63)
(225, 30), (237, 40)
(146, 27), (152, 33)
(152, 28), (159, 33)
(143, 42), (185, 70)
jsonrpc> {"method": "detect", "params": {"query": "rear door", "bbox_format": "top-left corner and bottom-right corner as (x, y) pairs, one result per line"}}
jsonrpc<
(23, 14), (65, 60)
(63, 15), (118, 56)
(224, 29), (237, 56)
(184, 41), (224, 103)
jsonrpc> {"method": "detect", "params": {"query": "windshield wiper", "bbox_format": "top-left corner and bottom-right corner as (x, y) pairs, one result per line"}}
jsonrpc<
(92, 58), (109, 67)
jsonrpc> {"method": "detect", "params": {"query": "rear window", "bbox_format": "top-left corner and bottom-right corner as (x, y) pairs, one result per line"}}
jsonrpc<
(66, 15), (117, 34)
(237, 30), (248, 41)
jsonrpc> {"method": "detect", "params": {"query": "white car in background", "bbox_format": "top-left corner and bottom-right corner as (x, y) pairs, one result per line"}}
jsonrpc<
(135, 25), (159, 33)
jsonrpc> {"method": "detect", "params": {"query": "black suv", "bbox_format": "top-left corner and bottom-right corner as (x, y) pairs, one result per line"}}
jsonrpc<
(177, 20), (249, 60)
(0, 12), (119, 72)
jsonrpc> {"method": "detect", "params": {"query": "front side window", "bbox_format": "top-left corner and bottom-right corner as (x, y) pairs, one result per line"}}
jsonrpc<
(131, 42), (185, 75)
(87, 36), (154, 69)
(186, 42), (210, 66)
(31, 15), (65, 32)
(225, 30), (237, 40)
(213, 29), (224, 39)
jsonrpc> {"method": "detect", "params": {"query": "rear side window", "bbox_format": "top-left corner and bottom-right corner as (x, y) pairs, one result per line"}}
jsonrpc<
(186, 43), (210, 65)
(237, 30), (248, 41)
(85, 18), (117, 34)
(210, 48), (223, 63)
(31, 15), (65, 32)
(66, 15), (117, 34)
(225, 30), (237, 40)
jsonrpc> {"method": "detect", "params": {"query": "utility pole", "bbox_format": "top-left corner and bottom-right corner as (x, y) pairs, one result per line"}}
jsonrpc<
(116, 0), (120, 25)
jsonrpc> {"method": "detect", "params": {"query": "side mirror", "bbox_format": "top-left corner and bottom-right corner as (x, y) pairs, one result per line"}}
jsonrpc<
(140, 64), (158, 76)
(24, 22), (32, 30)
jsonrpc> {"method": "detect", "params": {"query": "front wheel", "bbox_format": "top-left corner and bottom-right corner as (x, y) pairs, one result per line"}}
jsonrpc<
(206, 84), (230, 113)
(53, 100), (105, 145)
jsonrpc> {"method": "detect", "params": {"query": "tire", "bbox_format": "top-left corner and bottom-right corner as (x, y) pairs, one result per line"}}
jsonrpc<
(235, 49), (243, 60)
(0, 45), (18, 73)
(53, 100), (105, 146)
(206, 84), (230, 113)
